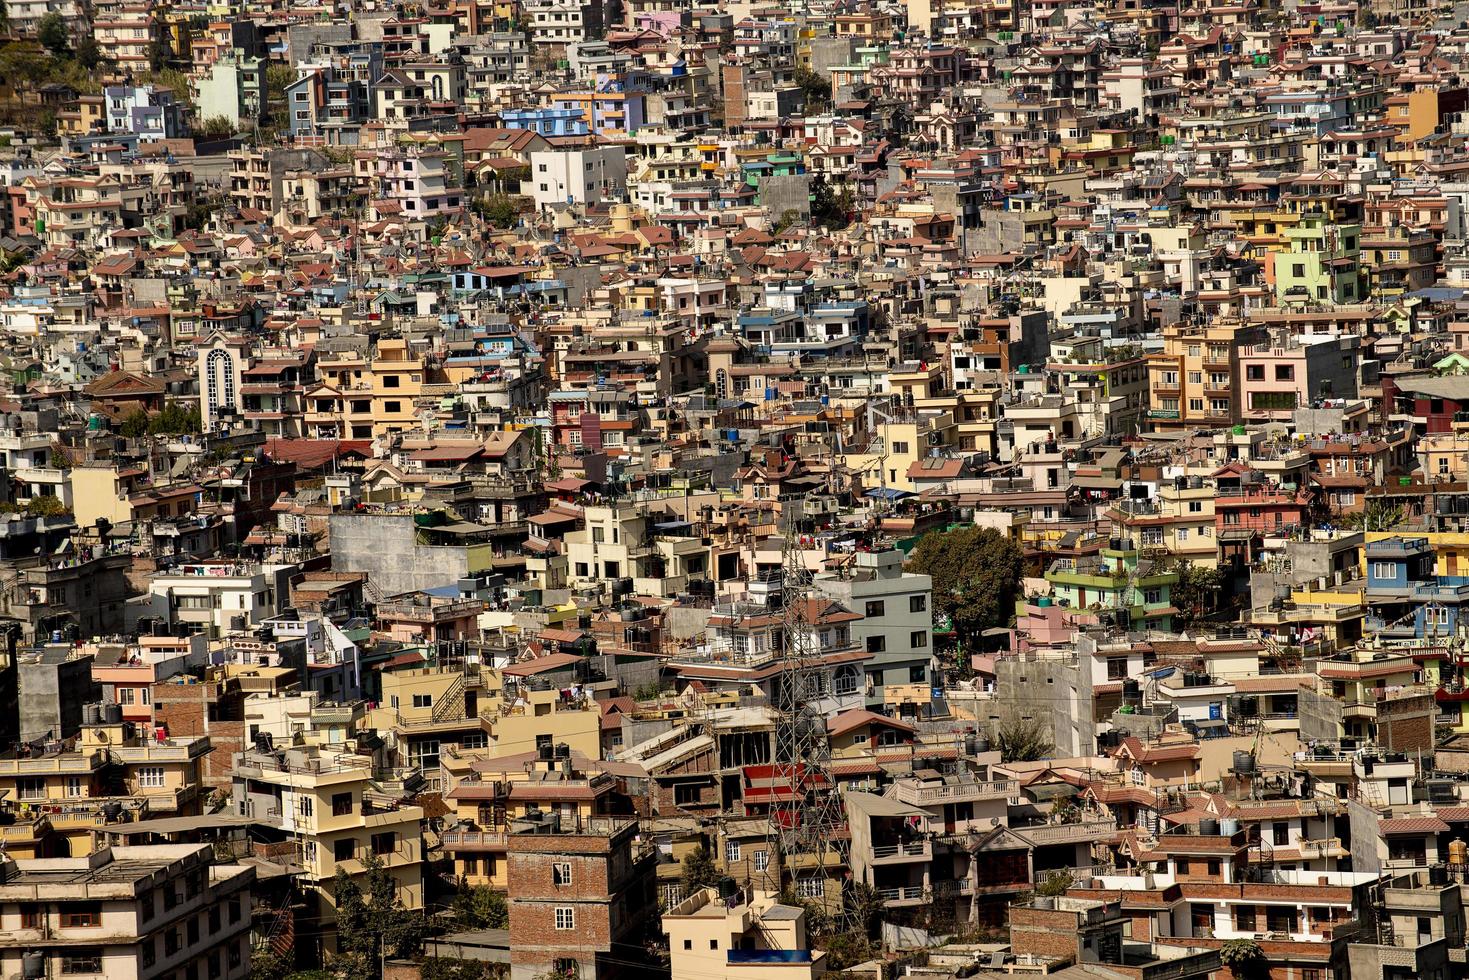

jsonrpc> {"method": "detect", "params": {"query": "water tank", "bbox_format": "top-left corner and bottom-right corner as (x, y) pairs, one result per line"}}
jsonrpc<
(538, 743), (554, 761)
(1233, 750), (1256, 774)
(1220, 817), (1239, 837)
(554, 743), (571, 759)
(964, 734), (978, 756)
(83, 703), (101, 726)
(1122, 678), (1141, 702)
(22, 952), (43, 979)
(103, 703), (123, 724)
(1450, 839), (1468, 866)
(1037, 596), (1052, 607)
(1431, 864), (1450, 886)
(1199, 817), (1220, 835)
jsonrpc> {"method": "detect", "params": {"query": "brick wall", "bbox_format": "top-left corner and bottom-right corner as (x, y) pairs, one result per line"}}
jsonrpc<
(1009, 906), (1082, 961)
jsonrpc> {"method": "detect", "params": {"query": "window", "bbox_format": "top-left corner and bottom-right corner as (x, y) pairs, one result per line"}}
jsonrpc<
(412, 694), (433, 709)
(892, 441), (909, 454)
(1107, 657), (1128, 680)
(372, 832), (396, 856)
(1234, 905), (1257, 931)
(864, 600), (885, 618)
(17, 777), (44, 800)
(383, 375), (400, 388)
(1245, 365), (1264, 381)
(139, 767), (166, 789)
(1371, 562), (1395, 580)
(796, 877), (824, 898)
(62, 905), (100, 928)
(332, 792), (353, 816)
(61, 952), (102, 975)
(911, 630), (928, 649)
(21, 904), (42, 929)
(384, 401), (402, 413)
(118, 687), (135, 704)
(909, 665), (926, 684)
(865, 636), (885, 653)
(298, 795), (314, 817)
(554, 862), (572, 885)
(674, 784), (701, 805)
(754, 850), (769, 872)
(909, 594), (927, 613)
(65, 776), (84, 798)
(554, 907), (575, 930)
(334, 838), (355, 862)
(725, 840), (741, 863)
(1274, 365), (1295, 381)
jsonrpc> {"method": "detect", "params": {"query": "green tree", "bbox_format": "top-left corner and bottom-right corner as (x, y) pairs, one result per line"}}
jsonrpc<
(1036, 869), (1074, 896)
(475, 194), (519, 229)
(37, 13), (70, 57)
(993, 718), (1055, 763)
(1348, 499), (1403, 532)
(119, 408), (151, 438)
(1220, 939), (1268, 980)
(74, 36), (104, 70)
(680, 846), (719, 894)
(148, 30), (172, 72)
(48, 446), (68, 469)
(1171, 563), (1222, 630)
(147, 401), (200, 435)
(908, 526), (1024, 643)
(792, 66), (831, 113)
(451, 880), (508, 929)
(333, 859), (426, 966)
(198, 115), (236, 140)
(263, 63), (296, 133)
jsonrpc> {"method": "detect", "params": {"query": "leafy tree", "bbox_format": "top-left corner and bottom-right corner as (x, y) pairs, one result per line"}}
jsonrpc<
(1036, 869), (1074, 896)
(1348, 499), (1403, 532)
(148, 31), (172, 72)
(451, 880), (508, 929)
(809, 175), (851, 230)
(680, 846), (719, 894)
(771, 208), (799, 234)
(1171, 563), (1222, 630)
(148, 401), (201, 435)
(333, 859), (426, 966)
(792, 65), (831, 113)
(263, 64), (296, 133)
(74, 36), (103, 70)
(908, 526), (1024, 644)
(198, 115), (236, 140)
(119, 408), (151, 438)
(993, 718), (1055, 763)
(48, 446), (68, 469)
(1220, 938), (1267, 979)
(37, 13), (70, 57)
(248, 948), (289, 980)
(476, 194), (519, 229)
(422, 959), (505, 980)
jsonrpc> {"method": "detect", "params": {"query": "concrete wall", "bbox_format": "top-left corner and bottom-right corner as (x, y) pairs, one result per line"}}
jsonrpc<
(19, 652), (99, 741)
(329, 514), (472, 594)
(1296, 685), (1345, 745)
(1347, 797), (1383, 873)
(993, 652), (1091, 757)
(760, 174), (811, 221)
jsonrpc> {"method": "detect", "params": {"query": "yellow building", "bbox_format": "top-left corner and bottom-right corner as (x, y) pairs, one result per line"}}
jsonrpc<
(231, 743), (425, 916)
(663, 887), (826, 980)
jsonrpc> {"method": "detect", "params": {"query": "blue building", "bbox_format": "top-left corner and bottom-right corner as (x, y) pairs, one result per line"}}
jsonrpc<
(1366, 536), (1469, 638)
(103, 85), (187, 141)
(500, 106), (589, 137)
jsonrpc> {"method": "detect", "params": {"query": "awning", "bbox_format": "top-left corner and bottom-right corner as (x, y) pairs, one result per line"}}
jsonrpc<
(865, 487), (913, 500)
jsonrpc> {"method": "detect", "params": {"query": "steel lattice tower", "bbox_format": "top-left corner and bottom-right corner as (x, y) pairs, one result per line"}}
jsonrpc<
(767, 525), (848, 911)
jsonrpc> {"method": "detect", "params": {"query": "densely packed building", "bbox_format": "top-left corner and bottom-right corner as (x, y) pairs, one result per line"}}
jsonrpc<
(6, 0), (1469, 978)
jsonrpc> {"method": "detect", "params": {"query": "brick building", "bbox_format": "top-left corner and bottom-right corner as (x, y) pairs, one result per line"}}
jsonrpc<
(505, 813), (658, 980)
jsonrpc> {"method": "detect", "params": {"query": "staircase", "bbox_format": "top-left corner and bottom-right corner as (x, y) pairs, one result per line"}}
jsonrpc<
(432, 670), (467, 723)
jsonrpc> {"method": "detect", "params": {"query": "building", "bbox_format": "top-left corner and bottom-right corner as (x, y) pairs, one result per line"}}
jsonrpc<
(0, 844), (255, 980)
(528, 147), (628, 209)
(812, 549), (934, 699)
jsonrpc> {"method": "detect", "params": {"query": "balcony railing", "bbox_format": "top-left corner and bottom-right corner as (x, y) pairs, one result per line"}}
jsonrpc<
(871, 840), (930, 861)
(892, 779), (1018, 805)
(875, 885), (925, 903)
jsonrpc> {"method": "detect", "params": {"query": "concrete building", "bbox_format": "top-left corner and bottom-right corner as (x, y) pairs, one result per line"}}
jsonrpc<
(231, 742), (425, 954)
(663, 887), (826, 980)
(528, 146), (628, 209)
(195, 54), (268, 127)
(0, 844), (255, 980)
(812, 549), (934, 701)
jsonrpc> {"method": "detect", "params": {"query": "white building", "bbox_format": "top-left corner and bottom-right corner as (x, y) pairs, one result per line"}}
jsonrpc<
(812, 549), (934, 699)
(528, 146), (627, 208)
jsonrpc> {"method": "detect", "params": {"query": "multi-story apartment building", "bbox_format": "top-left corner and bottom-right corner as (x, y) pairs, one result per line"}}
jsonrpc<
(812, 549), (934, 700)
(93, 0), (162, 70)
(505, 811), (657, 980)
(362, 148), (464, 225)
(0, 844), (255, 980)
(1147, 321), (1266, 431)
(663, 886), (826, 980)
(231, 743), (425, 951)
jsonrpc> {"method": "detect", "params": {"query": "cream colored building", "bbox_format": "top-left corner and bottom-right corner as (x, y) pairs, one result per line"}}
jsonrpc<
(0, 844), (254, 980)
(663, 887), (826, 980)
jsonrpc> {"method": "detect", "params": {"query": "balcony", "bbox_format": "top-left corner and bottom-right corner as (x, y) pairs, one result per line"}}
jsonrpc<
(871, 840), (931, 863)
(1013, 818), (1117, 846)
(892, 779), (1018, 806)
(441, 829), (509, 850)
(875, 885), (926, 904)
